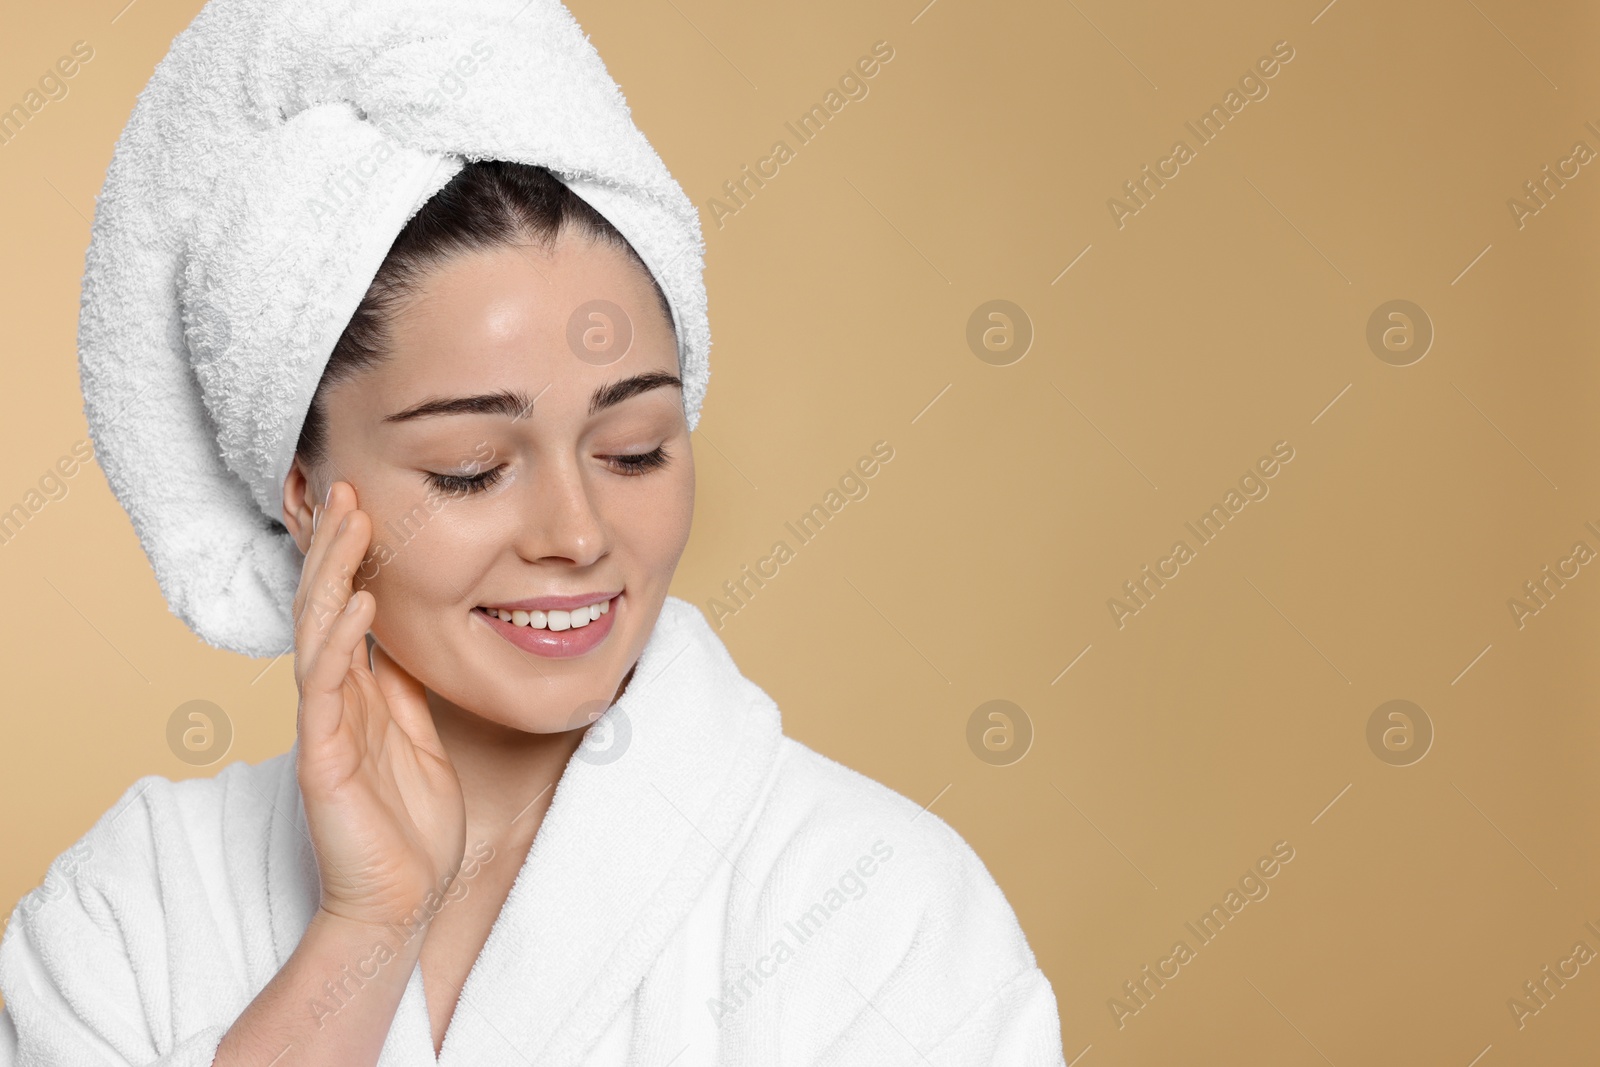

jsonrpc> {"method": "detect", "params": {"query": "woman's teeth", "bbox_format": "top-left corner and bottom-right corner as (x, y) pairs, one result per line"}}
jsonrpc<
(480, 597), (611, 631)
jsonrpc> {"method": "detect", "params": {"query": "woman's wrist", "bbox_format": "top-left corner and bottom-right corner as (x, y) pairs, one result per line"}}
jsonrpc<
(308, 902), (431, 952)
(212, 901), (429, 1066)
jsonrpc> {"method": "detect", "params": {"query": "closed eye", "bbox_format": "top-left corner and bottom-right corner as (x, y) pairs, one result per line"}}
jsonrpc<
(423, 445), (671, 495)
(426, 465), (504, 496)
(607, 445), (671, 476)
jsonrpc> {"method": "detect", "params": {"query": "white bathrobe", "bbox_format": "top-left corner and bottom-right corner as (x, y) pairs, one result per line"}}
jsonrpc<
(0, 596), (1066, 1065)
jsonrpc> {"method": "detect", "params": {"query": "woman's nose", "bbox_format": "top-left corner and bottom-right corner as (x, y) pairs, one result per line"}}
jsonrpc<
(513, 458), (607, 566)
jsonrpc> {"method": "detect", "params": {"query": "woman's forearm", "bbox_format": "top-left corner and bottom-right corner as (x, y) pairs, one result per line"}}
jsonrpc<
(212, 908), (426, 1067)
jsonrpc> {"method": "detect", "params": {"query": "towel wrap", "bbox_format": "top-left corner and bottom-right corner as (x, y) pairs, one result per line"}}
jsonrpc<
(78, 0), (710, 658)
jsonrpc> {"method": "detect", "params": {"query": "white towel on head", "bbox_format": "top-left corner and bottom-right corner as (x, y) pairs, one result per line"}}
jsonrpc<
(77, 0), (711, 658)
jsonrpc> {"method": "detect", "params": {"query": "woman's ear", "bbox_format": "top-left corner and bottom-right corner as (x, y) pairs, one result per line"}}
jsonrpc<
(281, 458), (320, 554)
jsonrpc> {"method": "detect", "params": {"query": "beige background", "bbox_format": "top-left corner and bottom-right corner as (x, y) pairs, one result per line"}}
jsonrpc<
(3, 0), (1597, 1062)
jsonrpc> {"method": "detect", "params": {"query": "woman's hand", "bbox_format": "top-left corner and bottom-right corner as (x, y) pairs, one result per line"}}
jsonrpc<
(292, 479), (467, 931)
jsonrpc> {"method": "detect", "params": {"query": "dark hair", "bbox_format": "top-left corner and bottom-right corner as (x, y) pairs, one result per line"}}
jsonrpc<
(293, 159), (673, 474)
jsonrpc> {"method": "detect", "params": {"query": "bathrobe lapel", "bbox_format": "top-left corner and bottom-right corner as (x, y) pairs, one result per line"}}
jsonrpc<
(266, 597), (783, 1066)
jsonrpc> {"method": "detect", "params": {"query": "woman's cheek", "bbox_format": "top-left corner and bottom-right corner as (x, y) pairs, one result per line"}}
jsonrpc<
(356, 539), (393, 583)
(657, 466), (695, 562)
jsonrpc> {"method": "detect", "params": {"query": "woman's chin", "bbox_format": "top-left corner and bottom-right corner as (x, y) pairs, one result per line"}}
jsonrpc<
(425, 666), (628, 737)
(391, 600), (646, 732)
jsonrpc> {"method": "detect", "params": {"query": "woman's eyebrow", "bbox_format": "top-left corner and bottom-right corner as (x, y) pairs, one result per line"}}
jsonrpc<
(587, 371), (681, 418)
(383, 372), (682, 424)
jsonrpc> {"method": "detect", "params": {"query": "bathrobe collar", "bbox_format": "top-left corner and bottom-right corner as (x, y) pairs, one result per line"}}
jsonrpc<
(264, 595), (784, 1065)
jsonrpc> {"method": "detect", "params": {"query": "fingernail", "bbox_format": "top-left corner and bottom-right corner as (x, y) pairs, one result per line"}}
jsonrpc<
(324, 482), (335, 508)
(312, 506), (322, 533)
(344, 591), (361, 615)
(337, 514), (350, 535)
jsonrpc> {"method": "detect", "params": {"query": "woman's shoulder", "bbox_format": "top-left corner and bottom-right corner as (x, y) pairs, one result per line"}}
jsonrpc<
(739, 733), (1044, 970)
(98, 746), (293, 842)
(755, 734), (1025, 897)
(714, 735), (1065, 1059)
(4, 748), (296, 920)
(0, 750), (299, 1063)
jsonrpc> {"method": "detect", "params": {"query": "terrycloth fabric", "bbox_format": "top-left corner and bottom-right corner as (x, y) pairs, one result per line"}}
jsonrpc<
(0, 597), (1067, 1066)
(77, 0), (711, 659)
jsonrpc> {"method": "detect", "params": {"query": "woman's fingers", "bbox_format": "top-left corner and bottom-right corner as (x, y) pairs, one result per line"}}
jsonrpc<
(299, 587), (374, 749)
(295, 482), (360, 629)
(292, 479), (374, 748)
(292, 481), (345, 622)
(296, 499), (371, 685)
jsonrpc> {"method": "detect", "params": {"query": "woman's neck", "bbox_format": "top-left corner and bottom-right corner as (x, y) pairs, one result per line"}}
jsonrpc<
(423, 661), (637, 853)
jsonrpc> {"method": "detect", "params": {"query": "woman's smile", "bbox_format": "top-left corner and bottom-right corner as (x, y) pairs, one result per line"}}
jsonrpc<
(472, 591), (621, 658)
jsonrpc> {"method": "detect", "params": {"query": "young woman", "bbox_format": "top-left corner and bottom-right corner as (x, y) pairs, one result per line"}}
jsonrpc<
(0, 5), (1066, 1066)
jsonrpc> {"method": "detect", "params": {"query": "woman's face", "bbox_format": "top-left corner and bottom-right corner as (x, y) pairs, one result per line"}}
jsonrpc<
(284, 229), (693, 733)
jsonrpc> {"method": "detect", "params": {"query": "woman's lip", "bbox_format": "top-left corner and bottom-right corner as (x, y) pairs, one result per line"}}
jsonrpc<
(474, 594), (619, 659)
(477, 590), (622, 613)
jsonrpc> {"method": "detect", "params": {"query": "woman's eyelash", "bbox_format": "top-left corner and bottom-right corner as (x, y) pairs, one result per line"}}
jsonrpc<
(426, 465), (505, 496)
(423, 446), (670, 495)
(608, 445), (670, 476)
